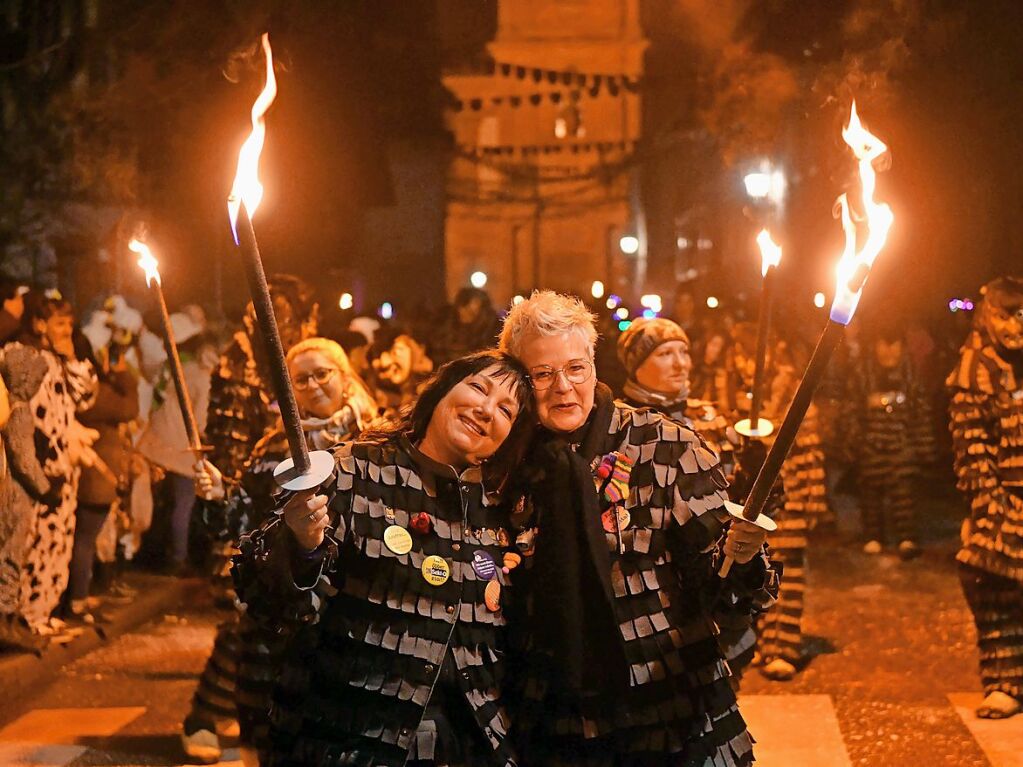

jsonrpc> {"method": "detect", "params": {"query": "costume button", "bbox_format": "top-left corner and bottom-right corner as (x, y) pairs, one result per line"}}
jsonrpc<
(451, 543), (461, 552)
(424, 663), (435, 673)
(400, 728), (410, 737)
(446, 605), (456, 614)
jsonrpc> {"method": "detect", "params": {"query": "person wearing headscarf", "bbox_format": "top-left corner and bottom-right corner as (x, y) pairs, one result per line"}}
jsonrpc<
(618, 317), (734, 470)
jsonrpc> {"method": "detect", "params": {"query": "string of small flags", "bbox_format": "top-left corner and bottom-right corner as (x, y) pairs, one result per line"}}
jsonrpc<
(458, 57), (642, 92)
(454, 139), (637, 157)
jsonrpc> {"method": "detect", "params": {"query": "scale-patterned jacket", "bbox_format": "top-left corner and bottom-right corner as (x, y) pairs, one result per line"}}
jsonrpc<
(510, 401), (779, 766)
(232, 435), (518, 767)
(948, 331), (1023, 581)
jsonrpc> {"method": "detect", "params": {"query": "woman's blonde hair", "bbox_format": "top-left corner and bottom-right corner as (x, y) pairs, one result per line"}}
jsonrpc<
(286, 337), (377, 417)
(498, 290), (597, 358)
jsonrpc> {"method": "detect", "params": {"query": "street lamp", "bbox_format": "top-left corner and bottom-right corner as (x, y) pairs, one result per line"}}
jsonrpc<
(619, 235), (639, 255)
(338, 292), (353, 310)
(591, 280), (605, 299)
(744, 162), (786, 207)
(470, 271), (488, 288)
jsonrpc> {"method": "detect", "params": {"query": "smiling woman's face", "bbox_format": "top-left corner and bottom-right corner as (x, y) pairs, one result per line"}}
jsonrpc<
(517, 331), (595, 434)
(420, 365), (523, 468)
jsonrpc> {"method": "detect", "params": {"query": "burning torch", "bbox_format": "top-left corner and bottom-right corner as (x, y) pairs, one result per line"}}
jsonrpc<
(720, 102), (894, 576)
(131, 237), (206, 463)
(735, 229), (782, 440)
(227, 33), (332, 491)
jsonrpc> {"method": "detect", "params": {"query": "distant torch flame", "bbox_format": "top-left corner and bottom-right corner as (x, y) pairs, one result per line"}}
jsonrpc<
(227, 33), (277, 242)
(755, 229), (782, 277)
(129, 238), (160, 287)
(830, 102), (894, 325)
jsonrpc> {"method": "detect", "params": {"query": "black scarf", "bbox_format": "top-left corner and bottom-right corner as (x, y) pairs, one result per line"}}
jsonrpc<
(530, 383), (631, 696)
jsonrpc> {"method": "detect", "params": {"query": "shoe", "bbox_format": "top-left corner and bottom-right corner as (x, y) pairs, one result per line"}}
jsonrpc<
(897, 540), (921, 560)
(760, 658), (797, 681)
(976, 691), (1021, 719)
(182, 716), (221, 764)
(863, 540), (882, 555)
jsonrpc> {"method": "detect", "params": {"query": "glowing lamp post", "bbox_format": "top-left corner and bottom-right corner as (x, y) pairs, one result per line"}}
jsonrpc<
(227, 33), (332, 491)
(721, 102), (893, 576)
(736, 229), (782, 440)
(131, 238), (203, 458)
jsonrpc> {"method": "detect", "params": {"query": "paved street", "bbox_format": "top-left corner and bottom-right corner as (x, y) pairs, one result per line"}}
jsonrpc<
(1, 484), (1022, 766)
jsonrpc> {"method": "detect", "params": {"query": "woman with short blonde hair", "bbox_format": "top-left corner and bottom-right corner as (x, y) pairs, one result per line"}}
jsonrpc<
(501, 290), (776, 766)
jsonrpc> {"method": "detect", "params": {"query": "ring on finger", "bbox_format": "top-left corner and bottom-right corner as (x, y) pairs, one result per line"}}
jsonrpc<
(306, 510), (320, 522)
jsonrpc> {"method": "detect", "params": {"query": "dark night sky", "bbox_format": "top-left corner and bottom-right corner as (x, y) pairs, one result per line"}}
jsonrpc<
(111, 0), (1021, 324)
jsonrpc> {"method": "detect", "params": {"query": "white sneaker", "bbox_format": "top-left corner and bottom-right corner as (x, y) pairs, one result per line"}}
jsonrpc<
(181, 727), (221, 764)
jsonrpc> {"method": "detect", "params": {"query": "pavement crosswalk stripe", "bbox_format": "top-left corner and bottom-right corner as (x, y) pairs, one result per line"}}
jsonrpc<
(739, 694), (852, 767)
(0, 707), (147, 767)
(0, 743), (87, 766)
(949, 693), (1023, 767)
(0, 706), (147, 741)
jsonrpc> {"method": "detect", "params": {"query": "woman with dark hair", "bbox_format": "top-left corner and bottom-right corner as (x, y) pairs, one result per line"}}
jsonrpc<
(0, 290), (96, 640)
(232, 350), (534, 766)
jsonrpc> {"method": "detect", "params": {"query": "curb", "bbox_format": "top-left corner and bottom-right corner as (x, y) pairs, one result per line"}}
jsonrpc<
(0, 572), (203, 720)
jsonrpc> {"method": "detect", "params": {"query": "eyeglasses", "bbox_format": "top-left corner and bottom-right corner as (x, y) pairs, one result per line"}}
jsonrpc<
(293, 367), (337, 390)
(528, 359), (594, 390)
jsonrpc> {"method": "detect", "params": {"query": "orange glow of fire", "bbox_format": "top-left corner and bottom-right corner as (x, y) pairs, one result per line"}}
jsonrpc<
(129, 238), (160, 287)
(831, 101), (894, 325)
(755, 229), (782, 277)
(228, 33), (277, 241)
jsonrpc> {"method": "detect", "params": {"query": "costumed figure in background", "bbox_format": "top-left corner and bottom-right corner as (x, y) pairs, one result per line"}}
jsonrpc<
(719, 323), (827, 681)
(854, 324), (933, 559)
(618, 317), (735, 473)
(181, 339), (376, 764)
(67, 311), (140, 624)
(199, 274), (317, 583)
(0, 346), (53, 651)
(500, 292), (778, 766)
(179, 275), (316, 763)
(948, 276), (1023, 719)
(136, 311), (215, 573)
(232, 351), (534, 766)
(0, 290), (97, 638)
(369, 330), (434, 418)
(80, 296), (146, 596)
(617, 317), (775, 676)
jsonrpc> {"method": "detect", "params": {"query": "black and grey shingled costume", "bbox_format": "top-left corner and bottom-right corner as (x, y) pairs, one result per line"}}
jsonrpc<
(949, 313), (1023, 704)
(233, 435), (519, 767)
(854, 353), (931, 547)
(508, 386), (778, 766)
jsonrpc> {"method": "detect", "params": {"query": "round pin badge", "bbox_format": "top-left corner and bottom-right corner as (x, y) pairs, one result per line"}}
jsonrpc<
(383, 525), (413, 555)
(601, 507), (631, 534)
(484, 579), (501, 612)
(471, 550), (498, 580)
(421, 555), (451, 586)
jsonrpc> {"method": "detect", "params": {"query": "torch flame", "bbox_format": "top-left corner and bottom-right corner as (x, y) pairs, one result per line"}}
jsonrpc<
(227, 33), (277, 242)
(755, 229), (782, 277)
(129, 238), (160, 287)
(830, 101), (894, 325)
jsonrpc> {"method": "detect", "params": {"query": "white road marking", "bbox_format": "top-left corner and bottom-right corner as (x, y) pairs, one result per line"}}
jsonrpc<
(949, 693), (1023, 767)
(739, 694), (853, 767)
(0, 706), (145, 766)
